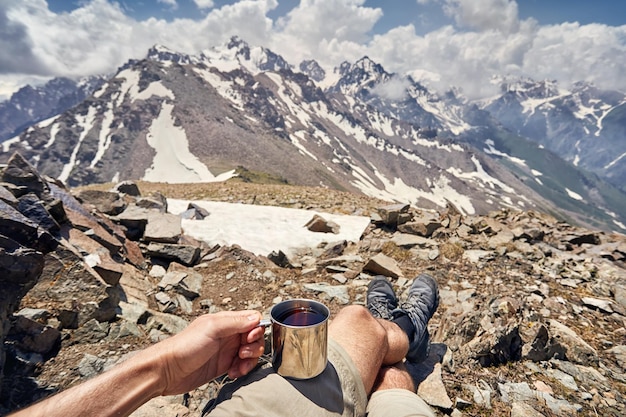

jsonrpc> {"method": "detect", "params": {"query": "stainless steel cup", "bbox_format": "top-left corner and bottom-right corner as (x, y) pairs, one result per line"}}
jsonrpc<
(269, 299), (329, 379)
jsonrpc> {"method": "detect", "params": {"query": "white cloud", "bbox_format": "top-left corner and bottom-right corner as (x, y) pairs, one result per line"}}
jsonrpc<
(0, 0), (277, 82)
(157, 0), (178, 9)
(371, 76), (411, 100)
(0, 74), (50, 99)
(523, 23), (626, 88)
(1, 0), (625, 101)
(270, 0), (381, 66)
(363, 7), (625, 98)
(194, 0), (215, 9)
(198, 0), (277, 47)
(442, 0), (521, 33)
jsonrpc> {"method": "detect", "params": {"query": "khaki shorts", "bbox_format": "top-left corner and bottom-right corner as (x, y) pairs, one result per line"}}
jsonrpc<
(206, 339), (435, 417)
(367, 389), (436, 417)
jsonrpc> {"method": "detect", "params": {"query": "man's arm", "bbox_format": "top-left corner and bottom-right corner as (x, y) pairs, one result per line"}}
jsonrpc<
(11, 349), (163, 417)
(10, 310), (264, 417)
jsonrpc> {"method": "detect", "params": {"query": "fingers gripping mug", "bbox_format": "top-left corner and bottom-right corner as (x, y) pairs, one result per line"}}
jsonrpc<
(260, 299), (329, 379)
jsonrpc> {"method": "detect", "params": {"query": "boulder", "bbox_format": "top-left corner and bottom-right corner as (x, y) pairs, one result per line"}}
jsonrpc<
(363, 253), (403, 278)
(112, 181), (141, 196)
(179, 202), (210, 220)
(398, 215), (442, 237)
(112, 205), (152, 240)
(17, 193), (60, 233)
(377, 203), (410, 227)
(548, 319), (598, 366)
(0, 199), (56, 253)
(144, 213), (182, 243)
(462, 324), (522, 366)
(67, 227), (124, 285)
(146, 242), (200, 266)
(0, 185), (18, 206)
(74, 189), (126, 215)
(304, 214), (340, 234)
(9, 315), (61, 354)
(1, 152), (48, 197)
(136, 193), (167, 212)
(27, 244), (120, 325)
(0, 235), (45, 284)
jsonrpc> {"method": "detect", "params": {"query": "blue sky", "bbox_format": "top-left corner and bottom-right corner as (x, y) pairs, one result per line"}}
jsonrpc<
(2, 0), (626, 100)
(45, 0), (626, 31)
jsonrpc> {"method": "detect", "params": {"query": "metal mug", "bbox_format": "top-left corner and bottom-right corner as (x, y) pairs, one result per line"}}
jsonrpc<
(260, 299), (329, 379)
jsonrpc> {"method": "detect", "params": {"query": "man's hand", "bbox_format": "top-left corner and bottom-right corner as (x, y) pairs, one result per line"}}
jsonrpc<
(153, 310), (265, 395)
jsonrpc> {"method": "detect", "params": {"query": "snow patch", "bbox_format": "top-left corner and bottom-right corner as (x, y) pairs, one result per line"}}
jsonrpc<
(44, 123), (60, 149)
(520, 90), (570, 116)
(265, 72), (311, 126)
(348, 163), (476, 215)
(167, 199), (371, 257)
(90, 103), (115, 168)
(447, 155), (515, 194)
(59, 106), (98, 183)
(135, 81), (175, 101)
(142, 102), (236, 183)
(115, 68), (141, 106)
(604, 151), (626, 170)
(565, 188), (583, 201)
(37, 115), (59, 128)
(368, 111), (395, 136)
(483, 140), (527, 167)
(613, 219), (626, 231)
(93, 82), (108, 98)
(2, 137), (20, 153)
(410, 133), (463, 152)
(194, 67), (245, 109)
(290, 130), (318, 160)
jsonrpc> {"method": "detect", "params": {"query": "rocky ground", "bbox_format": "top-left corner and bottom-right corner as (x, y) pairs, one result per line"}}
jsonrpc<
(1, 156), (626, 416)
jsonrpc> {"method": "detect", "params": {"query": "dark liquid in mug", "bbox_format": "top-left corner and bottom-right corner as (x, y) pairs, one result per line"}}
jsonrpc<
(277, 307), (326, 326)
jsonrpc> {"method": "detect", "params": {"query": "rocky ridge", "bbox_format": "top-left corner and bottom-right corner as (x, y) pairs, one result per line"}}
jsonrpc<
(0, 152), (625, 416)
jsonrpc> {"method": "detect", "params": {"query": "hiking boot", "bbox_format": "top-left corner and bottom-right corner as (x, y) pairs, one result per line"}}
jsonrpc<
(396, 273), (439, 363)
(366, 275), (398, 320)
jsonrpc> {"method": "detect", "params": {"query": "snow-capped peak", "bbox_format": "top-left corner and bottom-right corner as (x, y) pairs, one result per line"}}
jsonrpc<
(299, 59), (325, 82)
(199, 36), (291, 75)
(147, 44), (194, 65)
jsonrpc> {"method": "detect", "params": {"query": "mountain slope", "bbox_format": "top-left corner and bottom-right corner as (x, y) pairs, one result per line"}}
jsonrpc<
(2, 38), (626, 232)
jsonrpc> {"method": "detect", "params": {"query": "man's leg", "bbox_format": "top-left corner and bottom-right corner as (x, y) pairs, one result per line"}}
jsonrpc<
(367, 362), (436, 417)
(372, 362), (414, 392)
(328, 306), (409, 393)
(329, 273), (439, 395)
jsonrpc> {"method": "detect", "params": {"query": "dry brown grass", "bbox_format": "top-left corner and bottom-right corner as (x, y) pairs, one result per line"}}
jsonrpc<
(380, 241), (413, 261)
(439, 241), (465, 261)
(75, 179), (392, 217)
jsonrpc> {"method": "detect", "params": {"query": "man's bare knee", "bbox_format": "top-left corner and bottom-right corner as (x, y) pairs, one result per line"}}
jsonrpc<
(335, 304), (381, 326)
(331, 305), (386, 342)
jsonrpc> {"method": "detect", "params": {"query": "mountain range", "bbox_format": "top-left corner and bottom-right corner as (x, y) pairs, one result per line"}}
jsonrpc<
(1, 36), (625, 232)
(0, 76), (106, 143)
